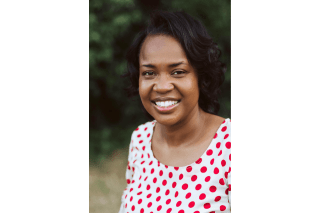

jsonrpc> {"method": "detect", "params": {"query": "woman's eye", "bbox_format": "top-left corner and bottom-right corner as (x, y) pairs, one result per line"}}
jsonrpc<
(143, 71), (154, 76)
(172, 70), (185, 75)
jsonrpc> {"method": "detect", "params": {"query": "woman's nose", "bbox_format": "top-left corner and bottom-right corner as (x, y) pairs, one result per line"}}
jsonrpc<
(153, 75), (174, 93)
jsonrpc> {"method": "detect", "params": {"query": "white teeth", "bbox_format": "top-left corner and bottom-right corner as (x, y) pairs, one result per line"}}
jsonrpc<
(155, 101), (178, 108)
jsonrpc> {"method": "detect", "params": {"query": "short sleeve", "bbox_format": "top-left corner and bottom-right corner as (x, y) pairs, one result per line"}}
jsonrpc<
(118, 132), (136, 213)
(225, 120), (231, 207)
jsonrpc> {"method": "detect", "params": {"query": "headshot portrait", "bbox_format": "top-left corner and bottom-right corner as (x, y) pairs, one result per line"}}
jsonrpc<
(89, 1), (230, 213)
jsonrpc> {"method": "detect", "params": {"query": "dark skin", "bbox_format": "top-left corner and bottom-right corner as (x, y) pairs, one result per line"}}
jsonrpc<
(139, 35), (225, 167)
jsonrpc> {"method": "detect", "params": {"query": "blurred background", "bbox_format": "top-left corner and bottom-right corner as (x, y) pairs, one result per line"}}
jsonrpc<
(89, 0), (230, 212)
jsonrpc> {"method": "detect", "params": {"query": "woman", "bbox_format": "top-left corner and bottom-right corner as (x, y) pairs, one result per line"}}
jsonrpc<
(119, 11), (231, 213)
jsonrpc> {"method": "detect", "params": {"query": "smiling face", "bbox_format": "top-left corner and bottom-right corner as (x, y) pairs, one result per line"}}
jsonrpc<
(139, 35), (201, 126)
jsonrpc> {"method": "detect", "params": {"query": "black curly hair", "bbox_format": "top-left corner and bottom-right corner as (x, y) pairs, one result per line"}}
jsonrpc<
(123, 10), (226, 121)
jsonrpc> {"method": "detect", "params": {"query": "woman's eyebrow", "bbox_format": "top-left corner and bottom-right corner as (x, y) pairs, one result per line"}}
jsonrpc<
(141, 62), (186, 68)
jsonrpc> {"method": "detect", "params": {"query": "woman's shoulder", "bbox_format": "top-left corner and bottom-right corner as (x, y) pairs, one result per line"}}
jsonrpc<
(130, 120), (156, 144)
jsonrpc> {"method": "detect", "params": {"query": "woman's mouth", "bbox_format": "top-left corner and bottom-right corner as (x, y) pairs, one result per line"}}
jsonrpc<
(152, 100), (181, 112)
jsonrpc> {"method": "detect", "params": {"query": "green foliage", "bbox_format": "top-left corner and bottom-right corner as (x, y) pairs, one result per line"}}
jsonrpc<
(89, 0), (231, 163)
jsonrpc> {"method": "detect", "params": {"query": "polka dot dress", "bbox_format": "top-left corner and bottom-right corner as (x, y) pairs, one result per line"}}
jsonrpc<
(118, 119), (231, 213)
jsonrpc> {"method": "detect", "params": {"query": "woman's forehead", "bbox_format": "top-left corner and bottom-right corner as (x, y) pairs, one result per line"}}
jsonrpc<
(139, 35), (188, 65)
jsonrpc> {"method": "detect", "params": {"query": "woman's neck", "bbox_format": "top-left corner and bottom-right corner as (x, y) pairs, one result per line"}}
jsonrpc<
(155, 106), (210, 148)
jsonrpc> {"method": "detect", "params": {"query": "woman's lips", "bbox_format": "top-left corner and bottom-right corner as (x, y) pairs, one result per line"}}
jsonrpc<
(152, 101), (180, 112)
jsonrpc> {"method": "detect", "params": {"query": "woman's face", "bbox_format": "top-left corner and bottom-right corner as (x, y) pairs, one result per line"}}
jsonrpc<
(139, 35), (201, 126)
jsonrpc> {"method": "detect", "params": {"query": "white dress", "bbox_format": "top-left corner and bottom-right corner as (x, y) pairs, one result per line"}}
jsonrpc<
(118, 119), (231, 213)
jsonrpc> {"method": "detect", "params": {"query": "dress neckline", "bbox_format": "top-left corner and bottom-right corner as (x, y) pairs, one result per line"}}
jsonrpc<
(147, 118), (230, 169)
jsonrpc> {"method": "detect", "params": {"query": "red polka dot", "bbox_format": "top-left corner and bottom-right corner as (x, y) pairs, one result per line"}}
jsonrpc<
(210, 185), (217, 192)
(200, 166), (207, 173)
(225, 188), (229, 195)
(169, 172), (173, 178)
(144, 176), (148, 181)
(130, 188), (133, 192)
(179, 174), (184, 180)
(144, 127), (148, 131)
(137, 134), (141, 138)
(130, 196), (133, 202)
(163, 189), (169, 196)
(143, 168), (146, 173)
(147, 202), (152, 208)
(178, 210), (184, 213)
(204, 203), (211, 209)
(147, 133), (150, 138)
(162, 180), (167, 186)
(229, 154), (231, 161)
(135, 128), (139, 131)
(224, 134), (229, 139)
(175, 191), (179, 197)
(195, 158), (202, 164)
(132, 180), (135, 184)
(147, 193), (152, 198)
(206, 149), (213, 156)
(127, 179), (131, 184)
(191, 175), (197, 182)
(221, 126), (227, 132)
(156, 187), (160, 193)
(141, 154), (144, 158)
(156, 196), (161, 202)
(167, 208), (172, 213)
(138, 199), (142, 204)
(186, 192), (191, 199)
(199, 193), (206, 200)
(157, 205), (162, 211)
(220, 205), (226, 211)
(226, 142), (231, 149)
(186, 166), (192, 172)
(146, 185), (150, 190)
(143, 146), (146, 151)
(139, 140), (143, 144)
(166, 199), (171, 205)
(148, 153), (150, 158)
(210, 158), (215, 165)
(172, 182), (177, 188)
(182, 183), (188, 190)
(174, 167), (179, 171)
(159, 170), (163, 176)
(176, 201), (182, 207)
(229, 184), (231, 191)
(125, 203), (127, 208)
(153, 178), (157, 183)
(195, 184), (202, 190)
(138, 183), (141, 188)
(219, 178), (225, 185)
(137, 191), (142, 195)
(188, 201), (195, 208)
(215, 196), (221, 202)
(205, 176), (211, 182)
(149, 161), (153, 165)
(217, 142), (222, 149)
(140, 208), (144, 213)
(229, 167), (231, 173)
(221, 160), (226, 167)
(194, 211), (200, 213)
(224, 172), (228, 179)
(158, 161), (160, 167)
(218, 150), (222, 156)
(165, 165), (168, 168)
(151, 168), (154, 174)
(132, 205), (135, 211)
(214, 133), (218, 139)
(214, 167), (219, 174)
